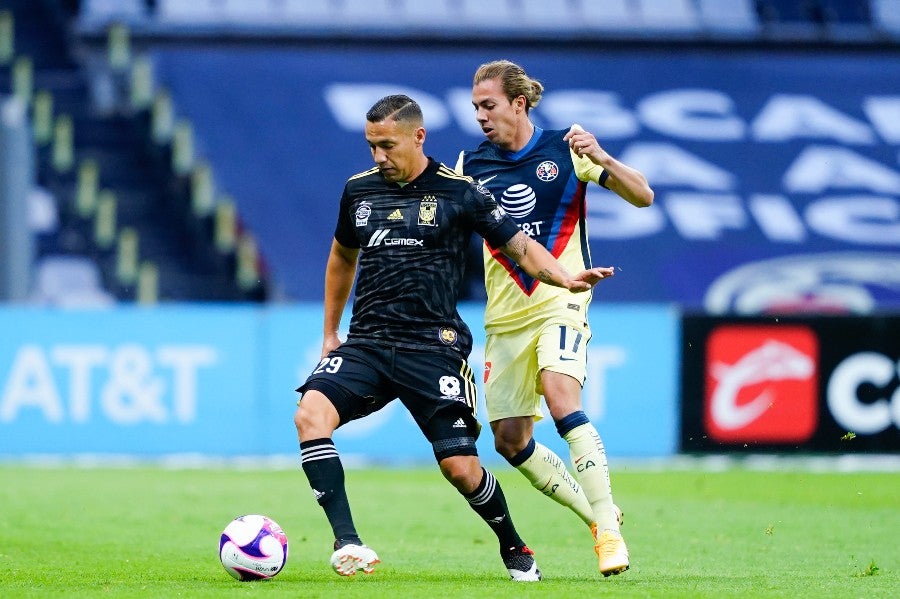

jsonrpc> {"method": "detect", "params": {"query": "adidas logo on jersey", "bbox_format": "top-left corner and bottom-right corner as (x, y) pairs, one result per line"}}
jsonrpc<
(452, 418), (467, 429)
(387, 209), (403, 220)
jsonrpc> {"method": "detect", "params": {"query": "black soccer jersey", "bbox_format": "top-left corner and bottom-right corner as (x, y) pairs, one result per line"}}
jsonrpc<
(333, 158), (520, 355)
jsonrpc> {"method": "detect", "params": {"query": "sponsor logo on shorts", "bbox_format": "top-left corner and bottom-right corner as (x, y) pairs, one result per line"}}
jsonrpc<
(439, 327), (457, 345)
(484, 361), (491, 383)
(439, 375), (461, 400)
(704, 325), (818, 443)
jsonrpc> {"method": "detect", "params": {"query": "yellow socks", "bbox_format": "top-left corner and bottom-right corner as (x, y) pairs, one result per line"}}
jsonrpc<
(563, 422), (619, 531)
(513, 440), (593, 526)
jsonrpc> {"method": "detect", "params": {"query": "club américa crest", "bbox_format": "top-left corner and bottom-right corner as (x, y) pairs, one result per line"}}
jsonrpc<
(536, 161), (559, 182)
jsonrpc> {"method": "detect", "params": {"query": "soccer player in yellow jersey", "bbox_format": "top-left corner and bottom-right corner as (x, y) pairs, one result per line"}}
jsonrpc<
(456, 60), (654, 576)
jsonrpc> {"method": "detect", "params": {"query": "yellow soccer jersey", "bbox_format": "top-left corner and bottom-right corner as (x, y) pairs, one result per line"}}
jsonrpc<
(458, 126), (605, 332)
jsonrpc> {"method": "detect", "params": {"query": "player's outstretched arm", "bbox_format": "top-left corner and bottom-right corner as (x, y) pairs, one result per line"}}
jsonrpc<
(499, 231), (614, 293)
(565, 124), (654, 208)
(322, 239), (359, 356)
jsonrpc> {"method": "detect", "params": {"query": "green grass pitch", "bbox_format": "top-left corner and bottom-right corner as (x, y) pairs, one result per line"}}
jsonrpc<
(1, 462), (897, 598)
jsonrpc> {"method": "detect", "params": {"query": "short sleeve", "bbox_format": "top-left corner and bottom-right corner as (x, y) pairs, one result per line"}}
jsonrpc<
(572, 149), (605, 184)
(454, 150), (466, 175)
(468, 183), (519, 249)
(333, 186), (360, 248)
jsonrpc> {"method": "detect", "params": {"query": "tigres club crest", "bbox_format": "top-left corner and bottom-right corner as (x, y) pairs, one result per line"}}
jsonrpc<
(439, 327), (457, 345)
(418, 196), (437, 226)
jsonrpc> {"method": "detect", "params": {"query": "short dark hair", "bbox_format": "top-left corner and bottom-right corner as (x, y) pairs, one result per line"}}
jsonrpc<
(366, 94), (423, 126)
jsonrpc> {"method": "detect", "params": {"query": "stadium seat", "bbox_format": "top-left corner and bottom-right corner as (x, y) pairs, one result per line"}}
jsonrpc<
(31, 89), (54, 146)
(30, 254), (116, 307)
(79, 0), (146, 23)
(29, 185), (59, 235)
(518, 0), (579, 29)
(577, 0), (640, 32)
(158, 0), (284, 24)
(157, 0), (216, 22)
(817, 0), (872, 24)
(0, 9), (12, 66)
(398, 0), (456, 28)
(756, 0), (814, 24)
(634, 0), (702, 33)
(755, 0), (870, 26)
(456, 0), (519, 30)
(871, 0), (900, 36)
(30, 185), (60, 255)
(756, 0), (875, 40)
(278, 0), (333, 24)
(697, 0), (760, 35)
(339, 0), (400, 26)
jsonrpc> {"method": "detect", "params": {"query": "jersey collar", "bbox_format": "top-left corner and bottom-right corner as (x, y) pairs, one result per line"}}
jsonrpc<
(388, 157), (440, 188)
(502, 125), (543, 161)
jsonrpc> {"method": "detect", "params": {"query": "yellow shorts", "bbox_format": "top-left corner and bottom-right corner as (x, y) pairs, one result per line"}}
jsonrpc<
(483, 318), (591, 423)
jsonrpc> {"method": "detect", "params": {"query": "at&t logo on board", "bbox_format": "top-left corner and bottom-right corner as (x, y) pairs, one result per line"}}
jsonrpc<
(704, 325), (819, 444)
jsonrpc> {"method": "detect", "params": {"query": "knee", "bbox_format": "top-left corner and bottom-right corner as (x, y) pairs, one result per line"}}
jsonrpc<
(491, 420), (530, 459)
(293, 404), (310, 433)
(294, 391), (338, 440)
(493, 434), (520, 459)
(439, 456), (482, 494)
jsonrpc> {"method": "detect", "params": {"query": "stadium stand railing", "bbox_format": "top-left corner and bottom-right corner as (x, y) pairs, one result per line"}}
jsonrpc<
(1, 0), (271, 304)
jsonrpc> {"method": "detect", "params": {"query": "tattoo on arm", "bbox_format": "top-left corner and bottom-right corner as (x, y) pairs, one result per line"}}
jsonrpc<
(502, 232), (564, 286)
(504, 233), (528, 260)
(536, 269), (554, 284)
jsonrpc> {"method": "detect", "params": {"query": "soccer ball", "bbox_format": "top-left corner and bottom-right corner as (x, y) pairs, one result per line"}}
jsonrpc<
(219, 514), (289, 581)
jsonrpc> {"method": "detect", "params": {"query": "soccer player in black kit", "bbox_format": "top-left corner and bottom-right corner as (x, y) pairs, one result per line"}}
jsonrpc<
(294, 94), (614, 581)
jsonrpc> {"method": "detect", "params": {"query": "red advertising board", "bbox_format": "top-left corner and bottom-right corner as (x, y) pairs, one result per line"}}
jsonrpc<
(682, 316), (899, 452)
(704, 325), (819, 444)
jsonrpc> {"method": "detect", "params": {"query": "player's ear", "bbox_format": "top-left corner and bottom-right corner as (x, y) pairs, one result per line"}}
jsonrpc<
(415, 126), (426, 146)
(514, 95), (527, 114)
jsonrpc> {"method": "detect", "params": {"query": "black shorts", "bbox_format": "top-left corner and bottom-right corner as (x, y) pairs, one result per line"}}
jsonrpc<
(297, 339), (481, 458)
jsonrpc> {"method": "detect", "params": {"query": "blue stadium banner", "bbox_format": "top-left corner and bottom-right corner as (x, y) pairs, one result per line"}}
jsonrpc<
(681, 315), (900, 453)
(149, 47), (900, 313)
(0, 304), (678, 460)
